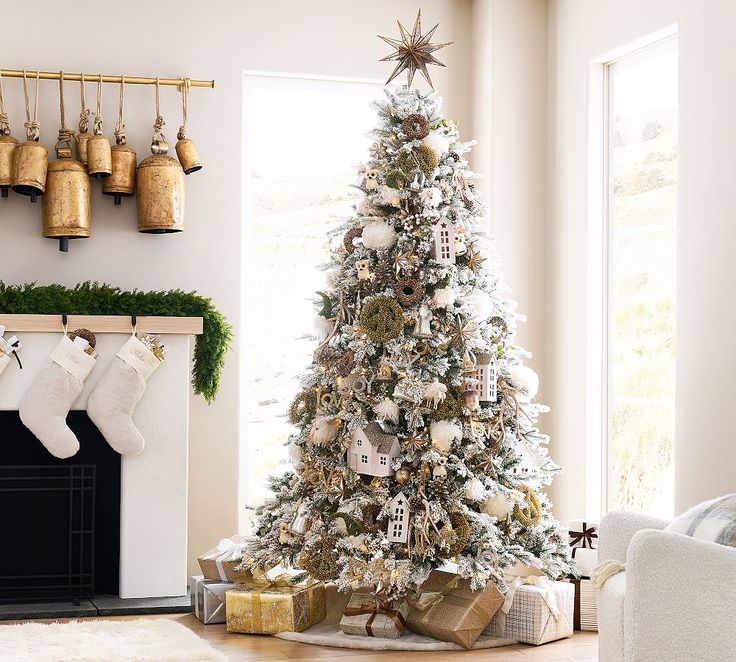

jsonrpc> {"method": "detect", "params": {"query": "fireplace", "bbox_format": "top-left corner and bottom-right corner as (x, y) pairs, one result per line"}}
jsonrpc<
(0, 412), (120, 603)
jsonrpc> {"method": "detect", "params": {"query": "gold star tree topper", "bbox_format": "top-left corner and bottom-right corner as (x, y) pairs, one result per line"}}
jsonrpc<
(378, 10), (453, 90)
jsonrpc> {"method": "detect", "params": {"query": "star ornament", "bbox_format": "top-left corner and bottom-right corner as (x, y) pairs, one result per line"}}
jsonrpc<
(379, 10), (453, 89)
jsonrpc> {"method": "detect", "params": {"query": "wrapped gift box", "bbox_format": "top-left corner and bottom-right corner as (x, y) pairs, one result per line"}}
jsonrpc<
(197, 535), (252, 583)
(571, 578), (598, 631)
(571, 546), (598, 578)
(340, 591), (407, 639)
(191, 575), (232, 624)
(226, 573), (326, 634)
(405, 570), (504, 649)
(484, 577), (574, 645)
(568, 519), (598, 550)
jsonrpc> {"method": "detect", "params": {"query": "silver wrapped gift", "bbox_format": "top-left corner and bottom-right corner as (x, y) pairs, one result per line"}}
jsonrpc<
(191, 574), (233, 624)
(339, 591), (407, 639)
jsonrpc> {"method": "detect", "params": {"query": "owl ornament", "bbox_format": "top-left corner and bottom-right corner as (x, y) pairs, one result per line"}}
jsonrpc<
(279, 522), (297, 544)
(356, 258), (373, 282)
(433, 455), (448, 479)
(364, 168), (380, 191)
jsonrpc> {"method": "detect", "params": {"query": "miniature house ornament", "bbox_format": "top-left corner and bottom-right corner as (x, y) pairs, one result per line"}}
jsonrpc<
(348, 422), (400, 477)
(475, 352), (498, 403)
(431, 219), (456, 264)
(387, 492), (410, 544)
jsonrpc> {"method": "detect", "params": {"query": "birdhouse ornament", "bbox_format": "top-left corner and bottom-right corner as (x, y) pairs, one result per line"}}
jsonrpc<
(387, 492), (410, 544)
(431, 219), (456, 264)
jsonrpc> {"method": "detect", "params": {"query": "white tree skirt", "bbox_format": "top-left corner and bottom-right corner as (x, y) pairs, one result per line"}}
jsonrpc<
(275, 585), (517, 651)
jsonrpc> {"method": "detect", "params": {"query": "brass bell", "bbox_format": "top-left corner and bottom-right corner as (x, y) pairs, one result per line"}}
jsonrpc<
(137, 103), (185, 233)
(76, 130), (91, 166)
(86, 77), (111, 178)
(103, 79), (136, 204)
(42, 74), (91, 253)
(0, 73), (18, 197)
(12, 71), (47, 203)
(174, 79), (202, 175)
(75, 74), (91, 166)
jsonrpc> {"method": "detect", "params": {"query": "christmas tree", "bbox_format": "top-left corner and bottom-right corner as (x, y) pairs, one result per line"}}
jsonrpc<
(246, 15), (572, 602)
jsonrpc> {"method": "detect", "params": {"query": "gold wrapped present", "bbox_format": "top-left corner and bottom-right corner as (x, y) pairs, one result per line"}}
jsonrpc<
(405, 570), (504, 649)
(226, 571), (326, 634)
(339, 591), (407, 639)
(197, 535), (252, 583)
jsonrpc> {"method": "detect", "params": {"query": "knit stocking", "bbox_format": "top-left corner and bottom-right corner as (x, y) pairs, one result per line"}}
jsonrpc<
(87, 335), (162, 456)
(19, 335), (97, 458)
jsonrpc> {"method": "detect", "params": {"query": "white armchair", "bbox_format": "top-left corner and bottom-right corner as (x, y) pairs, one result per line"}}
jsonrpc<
(598, 511), (736, 662)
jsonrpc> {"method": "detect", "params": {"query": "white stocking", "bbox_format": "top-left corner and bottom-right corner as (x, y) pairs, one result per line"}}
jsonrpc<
(87, 335), (161, 456)
(19, 335), (96, 459)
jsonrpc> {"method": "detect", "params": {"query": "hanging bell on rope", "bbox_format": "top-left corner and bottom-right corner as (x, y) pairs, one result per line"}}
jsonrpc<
(174, 78), (202, 175)
(103, 77), (136, 205)
(42, 73), (91, 253)
(12, 70), (47, 203)
(86, 76), (112, 178)
(136, 79), (185, 233)
(75, 74), (92, 167)
(0, 72), (19, 197)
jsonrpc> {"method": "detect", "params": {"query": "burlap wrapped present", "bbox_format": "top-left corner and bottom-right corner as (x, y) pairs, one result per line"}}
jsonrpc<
(197, 535), (252, 583)
(405, 570), (504, 649)
(226, 570), (326, 634)
(484, 576), (574, 645)
(339, 591), (407, 639)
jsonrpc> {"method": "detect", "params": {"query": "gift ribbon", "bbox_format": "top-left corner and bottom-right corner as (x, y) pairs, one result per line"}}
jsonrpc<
(495, 575), (560, 637)
(410, 575), (490, 627)
(569, 522), (598, 548)
(344, 596), (406, 637)
(0, 336), (22, 369)
(202, 537), (249, 581)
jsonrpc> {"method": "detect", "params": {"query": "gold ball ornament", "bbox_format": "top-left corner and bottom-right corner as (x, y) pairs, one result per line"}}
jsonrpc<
(395, 467), (410, 485)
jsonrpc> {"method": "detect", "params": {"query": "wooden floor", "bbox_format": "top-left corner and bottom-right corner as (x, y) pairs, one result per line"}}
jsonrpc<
(2, 613), (599, 661)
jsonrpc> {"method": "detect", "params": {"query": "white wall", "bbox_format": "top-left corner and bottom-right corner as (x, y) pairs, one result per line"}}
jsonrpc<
(547, 0), (736, 521)
(1, 0), (473, 578)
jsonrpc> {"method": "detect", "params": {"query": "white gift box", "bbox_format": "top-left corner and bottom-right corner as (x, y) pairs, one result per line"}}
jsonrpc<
(191, 575), (233, 624)
(568, 519), (598, 550)
(572, 547), (599, 578)
(484, 577), (574, 645)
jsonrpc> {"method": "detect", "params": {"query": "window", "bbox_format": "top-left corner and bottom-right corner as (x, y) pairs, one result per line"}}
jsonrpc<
(604, 38), (677, 518)
(392, 523), (402, 536)
(356, 439), (362, 446)
(379, 456), (387, 466)
(241, 75), (383, 519)
(361, 455), (369, 464)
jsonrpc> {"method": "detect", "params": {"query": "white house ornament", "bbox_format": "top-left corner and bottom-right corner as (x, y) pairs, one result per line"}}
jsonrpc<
(386, 492), (410, 544)
(475, 354), (498, 403)
(347, 422), (400, 477)
(431, 219), (456, 265)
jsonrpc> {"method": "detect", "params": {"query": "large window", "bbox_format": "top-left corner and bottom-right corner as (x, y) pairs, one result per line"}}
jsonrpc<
(604, 38), (677, 518)
(241, 75), (382, 522)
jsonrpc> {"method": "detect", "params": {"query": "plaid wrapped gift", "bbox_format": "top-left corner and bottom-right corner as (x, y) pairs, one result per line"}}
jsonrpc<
(484, 576), (574, 645)
(405, 570), (504, 649)
(340, 591), (407, 639)
(191, 575), (232, 624)
(571, 578), (598, 631)
(226, 571), (326, 634)
(569, 519), (598, 550)
(197, 535), (253, 583)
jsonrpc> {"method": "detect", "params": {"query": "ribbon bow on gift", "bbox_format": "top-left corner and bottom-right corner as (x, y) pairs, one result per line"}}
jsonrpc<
(201, 537), (249, 581)
(495, 575), (560, 637)
(410, 575), (461, 622)
(569, 522), (597, 549)
(344, 595), (406, 637)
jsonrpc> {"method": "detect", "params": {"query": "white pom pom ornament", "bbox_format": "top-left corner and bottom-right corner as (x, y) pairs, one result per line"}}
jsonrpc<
(373, 397), (400, 424)
(420, 186), (443, 208)
(508, 364), (539, 402)
(430, 420), (462, 452)
(362, 220), (397, 250)
(481, 492), (513, 519)
(424, 129), (452, 157)
(464, 477), (487, 503)
(288, 442), (303, 463)
(463, 289), (493, 321)
(308, 417), (341, 446)
(314, 315), (333, 341)
(432, 288), (456, 309)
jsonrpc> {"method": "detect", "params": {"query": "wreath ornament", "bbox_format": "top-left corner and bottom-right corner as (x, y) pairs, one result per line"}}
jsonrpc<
(359, 296), (405, 343)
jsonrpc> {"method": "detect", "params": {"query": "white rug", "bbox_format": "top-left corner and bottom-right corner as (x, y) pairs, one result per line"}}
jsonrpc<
(274, 585), (517, 651)
(0, 618), (226, 662)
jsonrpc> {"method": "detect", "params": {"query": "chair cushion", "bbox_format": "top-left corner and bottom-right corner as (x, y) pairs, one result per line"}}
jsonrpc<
(598, 571), (626, 662)
(665, 494), (736, 547)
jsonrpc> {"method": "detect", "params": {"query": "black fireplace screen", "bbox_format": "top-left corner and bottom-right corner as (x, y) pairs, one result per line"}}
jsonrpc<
(0, 465), (95, 602)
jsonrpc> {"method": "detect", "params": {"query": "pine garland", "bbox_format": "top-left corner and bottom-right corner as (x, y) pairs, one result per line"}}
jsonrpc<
(0, 281), (232, 403)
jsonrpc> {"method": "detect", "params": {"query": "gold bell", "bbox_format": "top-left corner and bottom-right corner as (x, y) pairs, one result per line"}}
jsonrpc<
(103, 79), (136, 204)
(174, 79), (202, 175)
(86, 77), (111, 178)
(12, 71), (47, 203)
(42, 75), (91, 252)
(137, 134), (185, 233)
(76, 74), (91, 166)
(0, 133), (18, 198)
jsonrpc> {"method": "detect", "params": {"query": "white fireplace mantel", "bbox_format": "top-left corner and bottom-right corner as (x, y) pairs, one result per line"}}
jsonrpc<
(0, 318), (199, 599)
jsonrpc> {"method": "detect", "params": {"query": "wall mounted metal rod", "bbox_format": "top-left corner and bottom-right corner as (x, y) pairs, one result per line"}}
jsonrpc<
(0, 69), (214, 89)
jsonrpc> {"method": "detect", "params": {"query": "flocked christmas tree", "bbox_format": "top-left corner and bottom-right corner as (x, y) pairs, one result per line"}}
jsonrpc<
(245, 12), (572, 601)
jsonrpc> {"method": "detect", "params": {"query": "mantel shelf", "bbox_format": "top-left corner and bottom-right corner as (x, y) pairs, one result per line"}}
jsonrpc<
(0, 314), (203, 335)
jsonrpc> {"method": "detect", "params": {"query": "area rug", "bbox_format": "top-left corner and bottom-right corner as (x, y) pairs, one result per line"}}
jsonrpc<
(0, 618), (226, 662)
(274, 584), (517, 651)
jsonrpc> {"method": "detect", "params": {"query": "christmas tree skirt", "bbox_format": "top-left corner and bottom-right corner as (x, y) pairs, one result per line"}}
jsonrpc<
(274, 585), (517, 651)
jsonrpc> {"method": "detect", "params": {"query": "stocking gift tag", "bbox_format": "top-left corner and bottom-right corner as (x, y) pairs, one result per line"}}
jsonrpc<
(19, 332), (97, 458)
(87, 332), (164, 456)
(0, 324), (22, 376)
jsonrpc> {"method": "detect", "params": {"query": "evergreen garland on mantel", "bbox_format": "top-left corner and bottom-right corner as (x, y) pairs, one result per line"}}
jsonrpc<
(0, 282), (232, 403)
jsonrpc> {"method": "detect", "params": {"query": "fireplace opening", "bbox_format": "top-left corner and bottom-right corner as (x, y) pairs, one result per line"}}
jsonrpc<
(0, 412), (120, 603)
